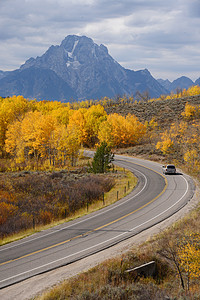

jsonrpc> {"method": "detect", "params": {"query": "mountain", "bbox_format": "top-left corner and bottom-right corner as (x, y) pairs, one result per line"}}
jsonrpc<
(0, 71), (5, 80)
(157, 79), (172, 91)
(195, 77), (200, 86)
(170, 76), (194, 91)
(158, 76), (196, 93)
(0, 70), (10, 80)
(0, 35), (168, 101)
(0, 68), (76, 101)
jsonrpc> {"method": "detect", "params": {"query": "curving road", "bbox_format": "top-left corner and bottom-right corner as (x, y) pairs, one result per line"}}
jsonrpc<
(0, 155), (195, 289)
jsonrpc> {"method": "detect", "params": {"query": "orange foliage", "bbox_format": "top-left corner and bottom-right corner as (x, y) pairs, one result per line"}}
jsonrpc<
(0, 202), (18, 225)
(39, 210), (54, 225)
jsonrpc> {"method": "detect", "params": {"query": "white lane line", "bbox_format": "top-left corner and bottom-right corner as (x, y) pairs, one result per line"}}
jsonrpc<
(0, 175), (189, 285)
(0, 166), (147, 252)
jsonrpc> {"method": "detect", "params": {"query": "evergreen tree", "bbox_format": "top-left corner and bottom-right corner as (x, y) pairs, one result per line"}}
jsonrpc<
(91, 142), (114, 173)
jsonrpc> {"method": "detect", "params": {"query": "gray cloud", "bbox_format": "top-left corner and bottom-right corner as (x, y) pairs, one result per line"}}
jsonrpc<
(0, 0), (199, 81)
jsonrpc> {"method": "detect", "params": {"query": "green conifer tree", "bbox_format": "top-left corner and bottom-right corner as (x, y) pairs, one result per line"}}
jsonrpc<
(91, 142), (114, 173)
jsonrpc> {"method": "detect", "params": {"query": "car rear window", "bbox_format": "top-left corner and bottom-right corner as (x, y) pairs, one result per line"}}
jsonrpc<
(167, 165), (175, 169)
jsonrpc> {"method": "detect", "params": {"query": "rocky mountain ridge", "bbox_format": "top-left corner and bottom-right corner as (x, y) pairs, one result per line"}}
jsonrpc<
(0, 35), (167, 101)
(157, 76), (200, 92)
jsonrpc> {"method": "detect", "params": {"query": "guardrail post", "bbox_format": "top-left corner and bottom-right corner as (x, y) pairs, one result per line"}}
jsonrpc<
(33, 216), (35, 230)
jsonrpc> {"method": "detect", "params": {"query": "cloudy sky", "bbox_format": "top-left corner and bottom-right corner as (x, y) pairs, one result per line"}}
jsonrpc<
(0, 0), (200, 81)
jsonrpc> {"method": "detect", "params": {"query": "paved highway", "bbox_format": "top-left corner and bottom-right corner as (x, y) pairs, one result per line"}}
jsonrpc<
(0, 155), (195, 289)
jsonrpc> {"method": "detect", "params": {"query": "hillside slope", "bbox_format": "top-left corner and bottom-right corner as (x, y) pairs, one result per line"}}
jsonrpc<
(106, 94), (200, 126)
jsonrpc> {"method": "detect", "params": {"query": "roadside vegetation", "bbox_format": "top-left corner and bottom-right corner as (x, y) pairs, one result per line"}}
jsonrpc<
(0, 163), (137, 245)
(0, 167), (113, 239)
(0, 86), (200, 298)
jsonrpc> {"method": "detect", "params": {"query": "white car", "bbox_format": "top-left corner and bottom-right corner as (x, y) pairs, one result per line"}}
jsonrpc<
(162, 164), (176, 174)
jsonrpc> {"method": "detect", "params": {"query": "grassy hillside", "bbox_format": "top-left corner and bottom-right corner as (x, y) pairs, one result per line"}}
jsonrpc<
(106, 94), (200, 127)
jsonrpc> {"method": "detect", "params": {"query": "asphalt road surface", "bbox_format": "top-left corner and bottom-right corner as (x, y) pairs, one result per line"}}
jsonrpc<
(0, 155), (195, 289)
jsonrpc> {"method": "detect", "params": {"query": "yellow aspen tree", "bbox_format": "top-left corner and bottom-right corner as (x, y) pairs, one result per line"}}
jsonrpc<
(98, 119), (114, 147)
(9, 95), (31, 120)
(177, 234), (200, 290)
(51, 106), (72, 126)
(156, 121), (184, 156)
(156, 131), (174, 154)
(57, 124), (80, 167)
(34, 100), (63, 114)
(0, 108), (11, 156)
(107, 114), (125, 147)
(52, 124), (68, 166)
(5, 111), (44, 167)
(0, 95), (34, 157)
(20, 111), (43, 163)
(65, 125), (81, 166)
(68, 109), (88, 146)
(98, 113), (146, 148)
(184, 149), (199, 171)
(18, 111), (58, 167)
(84, 104), (107, 147)
(125, 114), (147, 146)
(5, 120), (25, 166)
(34, 114), (58, 164)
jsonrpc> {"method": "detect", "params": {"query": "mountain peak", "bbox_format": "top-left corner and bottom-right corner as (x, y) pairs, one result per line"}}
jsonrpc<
(61, 35), (93, 46)
(0, 34), (167, 101)
(60, 35), (109, 63)
(158, 76), (195, 92)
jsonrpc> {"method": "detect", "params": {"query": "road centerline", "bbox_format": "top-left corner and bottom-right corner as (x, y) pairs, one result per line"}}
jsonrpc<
(0, 161), (166, 268)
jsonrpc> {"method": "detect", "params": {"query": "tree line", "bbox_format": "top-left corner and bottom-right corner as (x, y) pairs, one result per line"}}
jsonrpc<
(0, 96), (147, 170)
